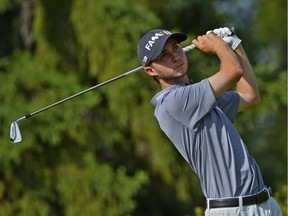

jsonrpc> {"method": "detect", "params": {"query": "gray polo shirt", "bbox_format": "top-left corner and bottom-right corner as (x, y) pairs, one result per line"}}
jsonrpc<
(150, 79), (265, 199)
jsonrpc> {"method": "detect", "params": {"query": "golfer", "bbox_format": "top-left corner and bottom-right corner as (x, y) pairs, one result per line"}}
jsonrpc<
(137, 28), (282, 215)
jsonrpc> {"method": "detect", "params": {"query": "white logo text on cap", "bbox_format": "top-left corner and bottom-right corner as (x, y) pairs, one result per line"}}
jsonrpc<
(145, 30), (171, 51)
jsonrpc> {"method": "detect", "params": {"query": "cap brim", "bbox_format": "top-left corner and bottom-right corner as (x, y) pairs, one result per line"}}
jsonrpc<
(170, 32), (187, 43)
(149, 32), (187, 64)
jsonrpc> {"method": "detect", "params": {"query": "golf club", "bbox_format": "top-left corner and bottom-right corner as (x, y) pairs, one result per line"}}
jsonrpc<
(10, 44), (196, 144)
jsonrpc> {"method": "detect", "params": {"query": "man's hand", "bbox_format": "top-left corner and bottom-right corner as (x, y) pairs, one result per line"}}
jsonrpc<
(206, 27), (232, 38)
(192, 33), (229, 54)
(206, 27), (242, 50)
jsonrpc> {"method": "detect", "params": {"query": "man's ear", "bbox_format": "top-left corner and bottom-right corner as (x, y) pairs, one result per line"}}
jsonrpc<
(144, 66), (158, 77)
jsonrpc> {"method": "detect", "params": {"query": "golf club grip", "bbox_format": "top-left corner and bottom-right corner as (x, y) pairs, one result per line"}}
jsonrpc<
(183, 44), (196, 52)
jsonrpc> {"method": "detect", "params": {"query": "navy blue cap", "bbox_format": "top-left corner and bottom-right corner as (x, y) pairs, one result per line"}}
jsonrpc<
(137, 29), (187, 66)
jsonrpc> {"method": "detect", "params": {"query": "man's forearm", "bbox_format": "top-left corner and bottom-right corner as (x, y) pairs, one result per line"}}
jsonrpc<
(235, 44), (261, 112)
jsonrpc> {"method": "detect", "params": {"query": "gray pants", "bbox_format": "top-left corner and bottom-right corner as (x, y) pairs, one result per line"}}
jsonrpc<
(205, 197), (282, 216)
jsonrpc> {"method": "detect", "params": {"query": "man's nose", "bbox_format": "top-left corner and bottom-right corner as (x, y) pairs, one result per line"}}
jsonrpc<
(171, 51), (180, 62)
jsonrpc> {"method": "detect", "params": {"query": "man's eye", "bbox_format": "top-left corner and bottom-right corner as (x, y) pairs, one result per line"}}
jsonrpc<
(160, 53), (169, 60)
(174, 44), (181, 51)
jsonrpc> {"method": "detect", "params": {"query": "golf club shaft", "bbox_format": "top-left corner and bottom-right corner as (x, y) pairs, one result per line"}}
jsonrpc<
(14, 44), (196, 122)
(22, 66), (144, 120)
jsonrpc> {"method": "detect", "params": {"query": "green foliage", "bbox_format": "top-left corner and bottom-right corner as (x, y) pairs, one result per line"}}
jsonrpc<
(0, 0), (21, 13)
(0, 0), (286, 215)
(56, 154), (148, 216)
(256, 0), (287, 43)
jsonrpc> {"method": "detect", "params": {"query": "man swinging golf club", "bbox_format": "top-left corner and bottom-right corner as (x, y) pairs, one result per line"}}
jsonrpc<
(137, 27), (282, 215)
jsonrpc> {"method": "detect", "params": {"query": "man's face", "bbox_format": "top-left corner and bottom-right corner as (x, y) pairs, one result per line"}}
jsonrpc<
(150, 38), (188, 82)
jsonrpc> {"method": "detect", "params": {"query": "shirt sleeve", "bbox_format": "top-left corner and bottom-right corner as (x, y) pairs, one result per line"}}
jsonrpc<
(163, 79), (216, 128)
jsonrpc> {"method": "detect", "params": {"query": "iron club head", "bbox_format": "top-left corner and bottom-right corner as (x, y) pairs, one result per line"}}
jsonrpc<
(10, 121), (22, 144)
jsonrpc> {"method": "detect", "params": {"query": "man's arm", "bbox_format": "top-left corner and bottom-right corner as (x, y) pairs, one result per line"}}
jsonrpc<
(205, 27), (261, 112)
(234, 45), (261, 112)
(192, 33), (243, 98)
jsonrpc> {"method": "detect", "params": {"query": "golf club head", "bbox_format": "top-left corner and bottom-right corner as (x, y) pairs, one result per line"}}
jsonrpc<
(10, 121), (22, 143)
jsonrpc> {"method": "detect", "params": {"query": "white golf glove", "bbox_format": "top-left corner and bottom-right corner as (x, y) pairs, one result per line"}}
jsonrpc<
(206, 27), (241, 50)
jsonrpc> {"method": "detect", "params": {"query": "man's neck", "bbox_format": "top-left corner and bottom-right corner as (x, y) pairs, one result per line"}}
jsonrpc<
(160, 76), (191, 90)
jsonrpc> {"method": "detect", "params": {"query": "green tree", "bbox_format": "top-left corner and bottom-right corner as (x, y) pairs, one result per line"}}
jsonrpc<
(0, 0), (286, 215)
